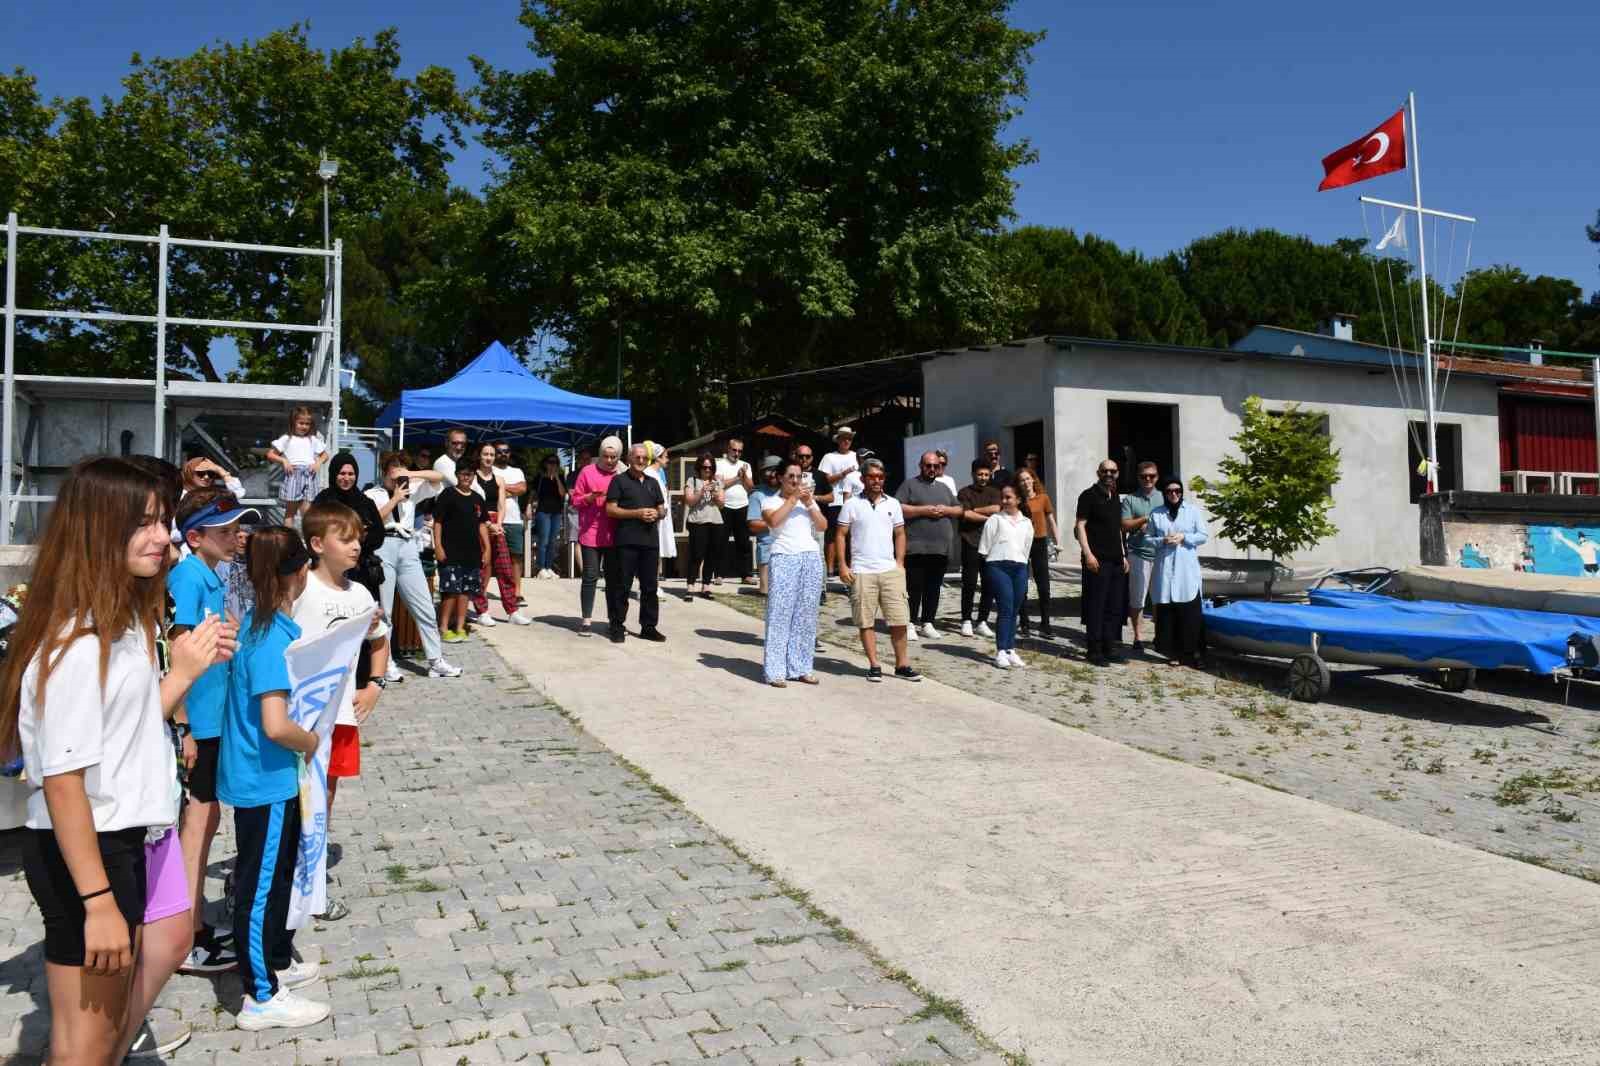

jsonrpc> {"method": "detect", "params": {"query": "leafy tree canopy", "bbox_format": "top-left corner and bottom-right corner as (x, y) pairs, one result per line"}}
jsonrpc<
(995, 226), (1209, 346)
(477, 0), (1041, 438)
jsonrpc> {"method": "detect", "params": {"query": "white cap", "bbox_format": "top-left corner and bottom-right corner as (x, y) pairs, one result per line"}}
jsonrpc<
(835, 426), (855, 439)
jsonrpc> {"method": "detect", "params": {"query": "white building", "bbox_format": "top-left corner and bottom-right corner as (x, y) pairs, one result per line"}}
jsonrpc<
(921, 325), (1507, 568)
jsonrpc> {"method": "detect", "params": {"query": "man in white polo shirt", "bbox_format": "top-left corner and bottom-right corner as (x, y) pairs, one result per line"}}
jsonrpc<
(838, 457), (920, 683)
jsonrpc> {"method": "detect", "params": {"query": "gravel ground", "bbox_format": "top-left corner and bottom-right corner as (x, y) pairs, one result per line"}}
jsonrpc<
(700, 578), (1600, 887)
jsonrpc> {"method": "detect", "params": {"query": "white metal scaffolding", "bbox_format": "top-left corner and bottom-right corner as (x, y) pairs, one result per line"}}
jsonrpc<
(0, 212), (342, 543)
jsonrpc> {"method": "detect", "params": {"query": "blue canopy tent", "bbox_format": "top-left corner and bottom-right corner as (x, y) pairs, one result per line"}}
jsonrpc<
(375, 341), (631, 448)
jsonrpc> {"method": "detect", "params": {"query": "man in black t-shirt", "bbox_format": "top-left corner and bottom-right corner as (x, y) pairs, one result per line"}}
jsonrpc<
(1075, 459), (1129, 665)
(604, 443), (668, 643)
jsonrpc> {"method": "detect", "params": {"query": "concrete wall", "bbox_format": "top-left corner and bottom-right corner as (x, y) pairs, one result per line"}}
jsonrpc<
(923, 340), (1502, 568)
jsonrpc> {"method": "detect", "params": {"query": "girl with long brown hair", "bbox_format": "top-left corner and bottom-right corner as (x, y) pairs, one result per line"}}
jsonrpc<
(1, 457), (226, 1065)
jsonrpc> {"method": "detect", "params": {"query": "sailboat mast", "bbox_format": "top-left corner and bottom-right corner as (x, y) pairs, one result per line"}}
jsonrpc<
(1408, 90), (1439, 493)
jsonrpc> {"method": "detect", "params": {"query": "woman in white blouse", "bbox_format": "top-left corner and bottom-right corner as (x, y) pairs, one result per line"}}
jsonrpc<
(760, 460), (828, 686)
(978, 484), (1035, 669)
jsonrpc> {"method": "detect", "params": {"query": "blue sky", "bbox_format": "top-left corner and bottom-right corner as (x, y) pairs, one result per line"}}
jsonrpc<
(11, 0), (1600, 304)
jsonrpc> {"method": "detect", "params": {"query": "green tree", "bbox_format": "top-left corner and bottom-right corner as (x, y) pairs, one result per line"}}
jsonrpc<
(478, 0), (1041, 441)
(1190, 396), (1341, 561)
(995, 226), (1208, 345)
(2, 26), (474, 383)
(1169, 228), (1409, 347)
(1444, 266), (1584, 350)
(339, 186), (540, 419)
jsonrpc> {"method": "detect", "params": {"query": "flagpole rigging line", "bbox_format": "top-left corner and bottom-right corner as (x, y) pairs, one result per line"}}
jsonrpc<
(1364, 202), (1426, 459)
(1437, 227), (1475, 412)
(1357, 196), (1477, 225)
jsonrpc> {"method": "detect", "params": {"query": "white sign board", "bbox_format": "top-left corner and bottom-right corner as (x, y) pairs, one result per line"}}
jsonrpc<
(903, 423), (978, 488)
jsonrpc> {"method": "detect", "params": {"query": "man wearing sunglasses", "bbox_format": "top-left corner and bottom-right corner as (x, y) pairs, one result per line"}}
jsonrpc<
(1120, 461), (1162, 652)
(1075, 460), (1130, 666)
(896, 451), (962, 640)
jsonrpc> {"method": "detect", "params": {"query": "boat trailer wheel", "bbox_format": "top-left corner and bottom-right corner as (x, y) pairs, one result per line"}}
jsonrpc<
(1435, 667), (1476, 693)
(1289, 653), (1332, 702)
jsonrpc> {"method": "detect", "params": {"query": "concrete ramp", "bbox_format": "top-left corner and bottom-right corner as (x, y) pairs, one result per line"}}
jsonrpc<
(488, 582), (1600, 1065)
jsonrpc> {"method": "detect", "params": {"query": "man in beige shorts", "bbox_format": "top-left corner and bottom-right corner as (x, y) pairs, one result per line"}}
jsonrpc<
(838, 458), (921, 683)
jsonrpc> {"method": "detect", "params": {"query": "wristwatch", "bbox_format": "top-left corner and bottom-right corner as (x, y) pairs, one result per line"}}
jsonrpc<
(371, 677), (388, 690)
(174, 722), (191, 740)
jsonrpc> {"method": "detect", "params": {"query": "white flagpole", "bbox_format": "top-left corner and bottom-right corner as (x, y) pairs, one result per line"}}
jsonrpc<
(1408, 90), (1439, 493)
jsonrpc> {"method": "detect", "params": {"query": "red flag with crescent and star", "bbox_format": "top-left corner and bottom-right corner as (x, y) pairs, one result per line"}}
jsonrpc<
(1317, 108), (1406, 191)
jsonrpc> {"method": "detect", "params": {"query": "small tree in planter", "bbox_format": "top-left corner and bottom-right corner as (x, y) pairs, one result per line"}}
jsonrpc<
(1191, 397), (1341, 586)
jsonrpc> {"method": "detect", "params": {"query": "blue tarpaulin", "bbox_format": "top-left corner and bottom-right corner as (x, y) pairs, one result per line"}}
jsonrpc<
(1204, 591), (1597, 675)
(374, 341), (631, 448)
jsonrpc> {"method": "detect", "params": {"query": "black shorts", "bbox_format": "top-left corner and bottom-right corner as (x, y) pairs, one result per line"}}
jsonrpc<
(21, 826), (146, 966)
(187, 737), (221, 803)
(825, 506), (843, 533)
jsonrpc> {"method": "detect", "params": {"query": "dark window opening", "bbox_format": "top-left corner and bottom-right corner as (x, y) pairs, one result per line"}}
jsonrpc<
(1107, 401), (1177, 494)
(1409, 422), (1462, 502)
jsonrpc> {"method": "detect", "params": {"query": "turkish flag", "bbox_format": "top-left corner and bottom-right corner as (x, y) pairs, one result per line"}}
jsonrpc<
(1317, 108), (1406, 191)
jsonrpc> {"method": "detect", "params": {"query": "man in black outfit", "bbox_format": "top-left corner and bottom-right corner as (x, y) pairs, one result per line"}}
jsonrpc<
(1075, 458), (1129, 665)
(604, 443), (667, 643)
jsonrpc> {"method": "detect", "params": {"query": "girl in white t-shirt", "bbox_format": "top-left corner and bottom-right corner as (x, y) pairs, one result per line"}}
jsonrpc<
(267, 405), (330, 527)
(0, 456), (227, 1063)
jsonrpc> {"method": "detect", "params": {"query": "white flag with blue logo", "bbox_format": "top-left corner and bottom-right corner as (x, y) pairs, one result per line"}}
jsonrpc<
(283, 607), (373, 929)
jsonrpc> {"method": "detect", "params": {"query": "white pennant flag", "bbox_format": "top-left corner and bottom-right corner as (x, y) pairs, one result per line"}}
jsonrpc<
(1375, 213), (1407, 252)
(283, 607), (374, 929)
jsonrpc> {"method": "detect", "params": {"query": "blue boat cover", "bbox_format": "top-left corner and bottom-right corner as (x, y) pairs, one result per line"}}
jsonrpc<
(1204, 591), (1595, 674)
(374, 341), (632, 447)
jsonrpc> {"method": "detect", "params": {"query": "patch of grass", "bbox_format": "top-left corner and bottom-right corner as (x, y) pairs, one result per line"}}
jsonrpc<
(911, 990), (971, 1026)
(408, 879), (446, 893)
(617, 968), (669, 981)
(1375, 789), (1402, 802)
(1424, 756), (1446, 775)
(340, 962), (399, 980)
(754, 933), (807, 946)
(704, 959), (748, 973)
(383, 863), (409, 883)
(1472, 747), (1497, 764)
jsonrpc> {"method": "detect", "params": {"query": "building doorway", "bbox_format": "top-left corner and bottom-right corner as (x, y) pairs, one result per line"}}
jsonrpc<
(1107, 401), (1177, 494)
(1012, 421), (1044, 483)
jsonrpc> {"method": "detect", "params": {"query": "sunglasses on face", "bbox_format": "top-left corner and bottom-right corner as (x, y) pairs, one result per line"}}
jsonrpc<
(1099, 469), (1118, 477)
(1140, 473), (1158, 480)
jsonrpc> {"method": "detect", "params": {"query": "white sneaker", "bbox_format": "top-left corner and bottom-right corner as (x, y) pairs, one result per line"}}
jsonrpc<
(235, 988), (330, 1031)
(920, 622), (939, 640)
(907, 626), (919, 642)
(427, 657), (463, 678)
(959, 620), (974, 637)
(1007, 649), (1027, 668)
(509, 611), (532, 626)
(383, 662), (404, 684)
(276, 956), (321, 990)
(994, 651), (1011, 669)
(976, 621), (994, 638)
(475, 614), (498, 628)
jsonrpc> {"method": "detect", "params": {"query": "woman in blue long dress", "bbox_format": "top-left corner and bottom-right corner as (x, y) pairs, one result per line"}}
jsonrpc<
(1147, 475), (1210, 666)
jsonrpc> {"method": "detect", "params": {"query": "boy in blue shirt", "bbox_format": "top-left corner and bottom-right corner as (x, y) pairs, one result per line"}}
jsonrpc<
(218, 527), (330, 1030)
(169, 488), (257, 974)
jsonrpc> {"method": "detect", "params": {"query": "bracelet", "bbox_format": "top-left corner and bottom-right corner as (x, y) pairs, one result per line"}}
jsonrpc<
(80, 886), (113, 902)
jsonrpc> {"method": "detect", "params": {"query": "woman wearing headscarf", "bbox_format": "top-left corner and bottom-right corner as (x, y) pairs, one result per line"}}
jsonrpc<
(1146, 474), (1209, 667)
(314, 452), (387, 600)
(642, 441), (678, 578)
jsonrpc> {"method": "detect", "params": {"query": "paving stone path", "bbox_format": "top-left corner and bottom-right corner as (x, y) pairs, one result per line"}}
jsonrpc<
(709, 579), (1600, 885)
(0, 633), (1002, 1065)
